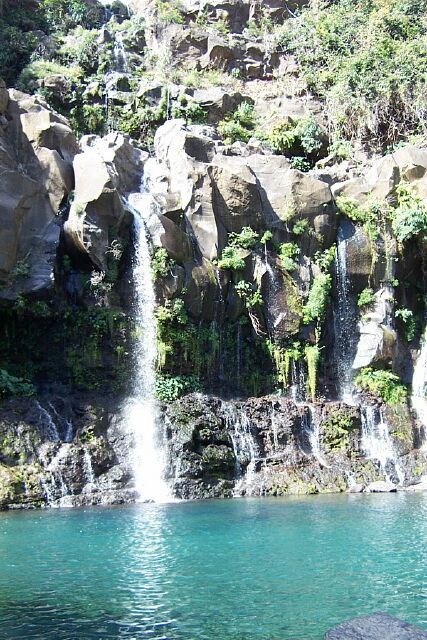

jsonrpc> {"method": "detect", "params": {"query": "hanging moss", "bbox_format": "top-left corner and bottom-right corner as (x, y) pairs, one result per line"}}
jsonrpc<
(305, 344), (320, 402)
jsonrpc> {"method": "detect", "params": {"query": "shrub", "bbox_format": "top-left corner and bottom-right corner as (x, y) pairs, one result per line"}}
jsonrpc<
(395, 307), (416, 341)
(151, 248), (175, 280)
(303, 273), (332, 324)
(235, 281), (263, 309)
(275, 0), (427, 150)
(218, 247), (245, 271)
(0, 369), (35, 398)
(218, 102), (255, 144)
(305, 344), (320, 401)
(357, 288), (375, 308)
(155, 374), (201, 402)
(278, 242), (299, 272)
(392, 183), (427, 244)
(354, 367), (407, 405)
(228, 227), (259, 249)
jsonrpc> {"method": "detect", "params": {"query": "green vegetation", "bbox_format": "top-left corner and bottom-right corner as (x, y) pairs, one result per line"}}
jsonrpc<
(218, 102), (256, 144)
(218, 247), (246, 271)
(305, 344), (320, 402)
(151, 248), (175, 280)
(321, 411), (357, 452)
(395, 307), (416, 341)
(357, 288), (375, 308)
(156, 0), (183, 24)
(235, 281), (263, 310)
(266, 340), (302, 389)
(155, 374), (201, 402)
(276, 0), (427, 151)
(354, 367), (407, 405)
(260, 116), (324, 161)
(278, 242), (299, 272)
(0, 369), (35, 398)
(392, 183), (427, 244)
(228, 227), (259, 250)
(303, 273), (332, 325)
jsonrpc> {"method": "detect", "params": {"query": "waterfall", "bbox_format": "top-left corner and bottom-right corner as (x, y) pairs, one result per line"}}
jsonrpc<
(223, 401), (258, 495)
(123, 189), (171, 503)
(290, 360), (306, 404)
(412, 329), (427, 442)
(334, 226), (358, 404)
(82, 448), (95, 488)
(113, 31), (128, 73)
(302, 406), (327, 466)
(361, 405), (404, 485)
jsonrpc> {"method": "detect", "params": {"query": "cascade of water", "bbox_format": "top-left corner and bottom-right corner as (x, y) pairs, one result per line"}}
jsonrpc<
(35, 402), (60, 442)
(290, 360), (306, 404)
(334, 226), (358, 404)
(361, 405), (405, 484)
(223, 401), (258, 494)
(270, 402), (280, 452)
(123, 188), (171, 503)
(236, 322), (242, 389)
(412, 329), (427, 441)
(82, 448), (95, 488)
(302, 406), (327, 466)
(113, 31), (128, 73)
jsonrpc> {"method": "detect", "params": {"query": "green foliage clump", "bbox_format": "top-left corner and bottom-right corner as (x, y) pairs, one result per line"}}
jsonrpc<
(218, 102), (256, 144)
(392, 183), (427, 244)
(303, 273), (332, 324)
(275, 0), (427, 150)
(218, 247), (246, 271)
(235, 281), (263, 309)
(354, 367), (407, 405)
(395, 307), (416, 341)
(358, 288), (375, 308)
(259, 116), (323, 164)
(156, 0), (183, 24)
(155, 374), (201, 402)
(228, 227), (259, 250)
(322, 411), (357, 451)
(278, 242), (299, 272)
(266, 340), (302, 389)
(0, 369), (35, 398)
(40, 0), (103, 31)
(151, 248), (175, 280)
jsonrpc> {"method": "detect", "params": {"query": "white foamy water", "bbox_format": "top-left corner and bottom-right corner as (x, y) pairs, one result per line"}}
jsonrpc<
(123, 190), (171, 503)
(412, 329), (427, 445)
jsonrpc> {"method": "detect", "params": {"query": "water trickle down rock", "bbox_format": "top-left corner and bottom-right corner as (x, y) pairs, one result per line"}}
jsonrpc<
(361, 405), (405, 487)
(222, 401), (259, 496)
(412, 328), (427, 447)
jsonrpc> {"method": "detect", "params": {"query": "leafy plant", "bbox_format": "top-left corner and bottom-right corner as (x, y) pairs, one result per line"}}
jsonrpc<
(395, 307), (416, 341)
(155, 374), (201, 402)
(392, 183), (427, 244)
(218, 102), (255, 144)
(155, 0), (183, 24)
(278, 242), (299, 272)
(218, 247), (246, 271)
(228, 227), (259, 250)
(354, 367), (407, 405)
(0, 369), (35, 398)
(151, 248), (175, 280)
(303, 273), (332, 324)
(235, 281), (263, 309)
(305, 344), (320, 401)
(358, 288), (375, 308)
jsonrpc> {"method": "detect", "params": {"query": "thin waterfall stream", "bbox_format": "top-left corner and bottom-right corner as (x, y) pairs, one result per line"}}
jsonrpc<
(123, 187), (171, 503)
(412, 328), (427, 444)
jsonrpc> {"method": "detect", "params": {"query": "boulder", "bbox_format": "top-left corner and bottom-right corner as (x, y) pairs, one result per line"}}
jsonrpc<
(365, 480), (397, 493)
(193, 88), (253, 124)
(324, 613), (427, 639)
(0, 90), (77, 299)
(64, 132), (145, 268)
(352, 287), (396, 370)
(209, 155), (264, 232)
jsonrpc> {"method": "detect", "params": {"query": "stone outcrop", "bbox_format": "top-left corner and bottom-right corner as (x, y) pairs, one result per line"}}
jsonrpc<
(0, 91), (77, 300)
(324, 613), (427, 640)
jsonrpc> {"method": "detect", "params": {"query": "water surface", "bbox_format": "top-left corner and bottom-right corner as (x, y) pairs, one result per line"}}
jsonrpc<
(0, 493), (426, 639)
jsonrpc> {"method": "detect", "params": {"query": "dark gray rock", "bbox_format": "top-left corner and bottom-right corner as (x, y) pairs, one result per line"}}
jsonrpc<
(324, 613), (427, 639)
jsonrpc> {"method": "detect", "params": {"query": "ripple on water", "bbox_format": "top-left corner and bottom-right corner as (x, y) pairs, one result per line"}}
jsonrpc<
(0, 494), (426, 639)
